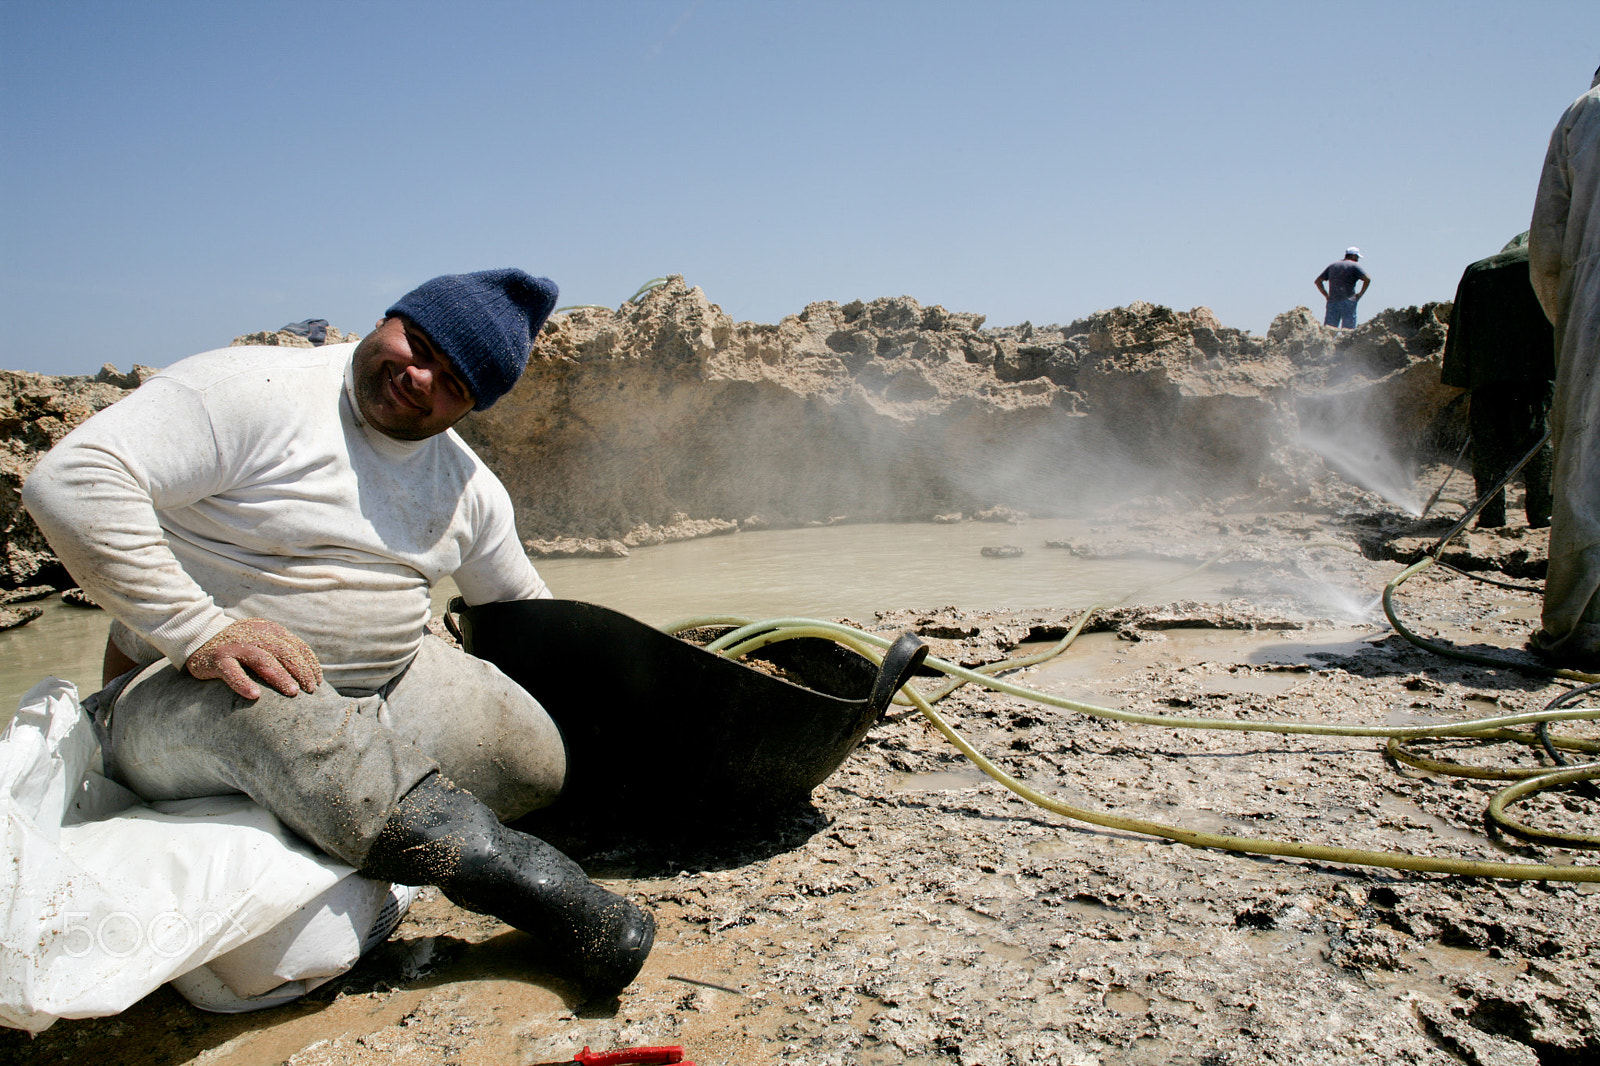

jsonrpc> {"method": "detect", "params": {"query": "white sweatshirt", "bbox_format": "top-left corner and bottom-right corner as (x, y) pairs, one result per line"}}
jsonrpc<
(22, 343), (548, 691)
(1529, 81), (1600, 644)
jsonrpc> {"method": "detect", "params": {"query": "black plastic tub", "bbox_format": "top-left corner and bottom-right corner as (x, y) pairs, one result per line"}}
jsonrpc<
(448, 598), (926, 818)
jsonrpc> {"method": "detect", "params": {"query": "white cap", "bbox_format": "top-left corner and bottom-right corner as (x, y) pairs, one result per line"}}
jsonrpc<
(1345, 246), (1361, 257)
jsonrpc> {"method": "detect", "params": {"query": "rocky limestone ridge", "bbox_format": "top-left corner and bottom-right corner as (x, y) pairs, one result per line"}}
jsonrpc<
(1, 281), (1456, 585)
(0, 364), (157, 587)
(465, 276), (1456, 546)
(229, 325), (361, 348)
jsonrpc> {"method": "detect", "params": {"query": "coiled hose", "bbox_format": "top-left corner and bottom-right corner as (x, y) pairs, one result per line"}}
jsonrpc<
(661, 612), (1598, 882)
(1375, 429), (1600, 854)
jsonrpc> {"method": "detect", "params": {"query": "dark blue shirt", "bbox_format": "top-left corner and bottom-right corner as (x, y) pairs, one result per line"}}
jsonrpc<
(1318, 260), (1370, 300)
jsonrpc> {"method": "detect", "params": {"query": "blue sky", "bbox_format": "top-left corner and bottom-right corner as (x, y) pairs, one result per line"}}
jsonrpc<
(3, 1), (1597, 375)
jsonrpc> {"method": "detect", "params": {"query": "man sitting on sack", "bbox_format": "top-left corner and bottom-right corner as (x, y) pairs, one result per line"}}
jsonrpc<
(22, 269), (654, 998)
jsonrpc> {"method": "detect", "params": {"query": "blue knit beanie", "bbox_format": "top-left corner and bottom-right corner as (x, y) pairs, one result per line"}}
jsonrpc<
(386, 269), (558, 410)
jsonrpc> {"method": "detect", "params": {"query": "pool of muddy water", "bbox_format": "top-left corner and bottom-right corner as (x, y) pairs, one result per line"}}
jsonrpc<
(1, 518), (1370, 720)
(526, 519), (1261, 624)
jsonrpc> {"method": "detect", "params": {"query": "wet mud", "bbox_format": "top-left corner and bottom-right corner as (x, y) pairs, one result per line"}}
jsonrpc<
(4, 483), (1597, 1065)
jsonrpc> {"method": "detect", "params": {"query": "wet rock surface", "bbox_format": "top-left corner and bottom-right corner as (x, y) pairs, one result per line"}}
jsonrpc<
(7, 488), (1595, 1065)
(0, 583), (51, 629)
(0, 604), (42, 631)
(58, 586), (100, 608)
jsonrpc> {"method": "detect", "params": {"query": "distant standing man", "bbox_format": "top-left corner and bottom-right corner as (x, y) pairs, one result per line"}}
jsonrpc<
(1528, 65), (1600, 670)
(1315, 247), (1372, 328)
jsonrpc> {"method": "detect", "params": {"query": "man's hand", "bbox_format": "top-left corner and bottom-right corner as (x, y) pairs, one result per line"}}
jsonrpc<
(186, 618), (324, 699)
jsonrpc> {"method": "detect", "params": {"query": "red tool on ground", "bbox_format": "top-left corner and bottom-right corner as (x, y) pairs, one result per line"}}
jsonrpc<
(533, 1046), (692, 1066)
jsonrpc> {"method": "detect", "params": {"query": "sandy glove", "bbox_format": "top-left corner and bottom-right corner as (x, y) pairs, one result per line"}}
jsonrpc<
(185, 618), (325, 700)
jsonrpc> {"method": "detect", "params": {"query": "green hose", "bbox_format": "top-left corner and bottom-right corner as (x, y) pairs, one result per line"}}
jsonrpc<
(689, 616), (1600, 740)
(1386, 728), (1600, 780)
(1382, 556), (1600, 684)
(662, 613), (1600, 881)
(661, 457), (1598, 879)
(1489, 764), (1600, 847)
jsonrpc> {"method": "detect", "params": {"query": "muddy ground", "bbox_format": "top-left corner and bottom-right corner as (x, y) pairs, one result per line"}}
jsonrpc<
(4, 475), (1597, 1066)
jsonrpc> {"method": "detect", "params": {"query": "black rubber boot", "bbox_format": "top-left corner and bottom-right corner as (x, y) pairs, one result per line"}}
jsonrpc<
(360, 771), (654, 998)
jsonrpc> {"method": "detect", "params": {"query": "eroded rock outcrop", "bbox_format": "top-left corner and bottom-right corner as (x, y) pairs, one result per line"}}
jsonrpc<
(464, 282), (1076, 542)
(0, 366), (152, 587)
(465, 277), (1455, 541)
(229, 326), (361, 348)
(0, 281), (1457, 586)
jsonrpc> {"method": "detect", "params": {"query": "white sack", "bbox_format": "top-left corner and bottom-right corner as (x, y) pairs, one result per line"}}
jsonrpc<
(0, 678), (400, 1033)
(170, 878), (417, 1013)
